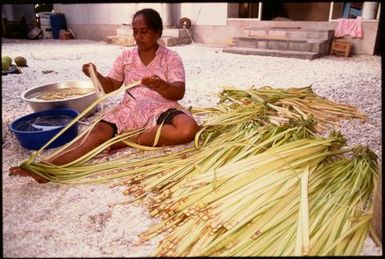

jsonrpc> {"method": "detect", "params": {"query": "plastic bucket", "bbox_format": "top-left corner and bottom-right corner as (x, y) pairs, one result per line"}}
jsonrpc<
(38, 12), (53, 39)
(50, 13), (67, 39)
(9, 108), (79, 150)
(41, 25), (53, 39)
(38, 12), (52, 26)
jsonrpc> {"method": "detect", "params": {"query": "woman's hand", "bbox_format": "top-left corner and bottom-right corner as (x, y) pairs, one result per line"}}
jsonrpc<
(142, 75), (185, 100)
(81, 63), (122, 94)
(82, 63), (97, 78)
(142, 75), (163, 91)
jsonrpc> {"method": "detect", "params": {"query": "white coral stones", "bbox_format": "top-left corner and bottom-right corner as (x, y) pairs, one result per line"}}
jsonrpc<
(1, 39), (381, 257)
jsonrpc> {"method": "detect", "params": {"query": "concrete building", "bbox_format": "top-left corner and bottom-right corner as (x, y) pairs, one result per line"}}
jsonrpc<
(2, 2), (381, 56)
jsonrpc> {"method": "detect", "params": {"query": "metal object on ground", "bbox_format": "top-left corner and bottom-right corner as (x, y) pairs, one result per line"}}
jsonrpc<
(21, 80), (98, 116)
(178, 17), (191, 29)
(27, 27), (42, 39)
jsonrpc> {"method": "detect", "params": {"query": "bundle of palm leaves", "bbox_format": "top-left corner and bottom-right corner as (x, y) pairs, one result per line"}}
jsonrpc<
(14, 84), (378, 256)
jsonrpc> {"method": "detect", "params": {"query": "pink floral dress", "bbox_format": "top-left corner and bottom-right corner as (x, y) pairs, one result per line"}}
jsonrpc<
(102, 45), (192, 134)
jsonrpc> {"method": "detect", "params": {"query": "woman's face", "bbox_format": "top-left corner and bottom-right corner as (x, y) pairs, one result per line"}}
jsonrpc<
(132, 14), (160, 51)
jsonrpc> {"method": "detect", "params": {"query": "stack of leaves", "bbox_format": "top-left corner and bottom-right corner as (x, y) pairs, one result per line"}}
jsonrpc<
(13, 84), (378, 256)
(135, 140), (378, 256)
(115, 120), (319, 204)
(197, 85), (368, 132)
(17, 85), (366, 183)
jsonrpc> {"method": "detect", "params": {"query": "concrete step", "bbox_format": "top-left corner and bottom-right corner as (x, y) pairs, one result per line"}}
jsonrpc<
(116, 25), (132, 36)
(106, 35), (191, 47)
(233, 37), (331, 55)
(114, 27), (191, 39)
(106, 35), (136, 46)
(222, 47), (320, 60)
(158, 36), (192, 47)
(107, 27), (192, 47)
(244, 27), (334, 41)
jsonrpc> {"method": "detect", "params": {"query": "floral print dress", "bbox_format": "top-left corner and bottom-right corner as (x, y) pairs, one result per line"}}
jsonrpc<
(102, 45), (192, 134)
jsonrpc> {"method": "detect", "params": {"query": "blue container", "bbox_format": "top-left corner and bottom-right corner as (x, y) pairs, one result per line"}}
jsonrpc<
(9, 108), (79, 150)
(50, 13), (67, 39)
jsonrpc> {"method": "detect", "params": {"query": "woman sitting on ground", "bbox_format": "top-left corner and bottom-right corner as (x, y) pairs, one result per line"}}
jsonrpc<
(9, 8), (199, 183)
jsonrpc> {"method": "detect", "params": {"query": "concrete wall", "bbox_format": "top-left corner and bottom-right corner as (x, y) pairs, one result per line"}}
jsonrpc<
(53, 3), (186, 40)
(54, 2), (229, 27)
(52, 3), (379, 55)
(53, 3), (135, 41)
(180, 2), (228, 25)
(53, 4), (136, 25)
(53, 3), (228, 41)
(191, 19), (380, 55)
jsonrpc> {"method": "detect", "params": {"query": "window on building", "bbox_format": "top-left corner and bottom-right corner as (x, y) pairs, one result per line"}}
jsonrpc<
(239, 3), (260, 18)
(227, 2), (262, 20)
(330, 2), (380, 20)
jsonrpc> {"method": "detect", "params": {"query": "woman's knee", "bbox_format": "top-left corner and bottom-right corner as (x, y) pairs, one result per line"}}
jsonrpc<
(178, 119), (199, 141)
(91, 121), (116, 143)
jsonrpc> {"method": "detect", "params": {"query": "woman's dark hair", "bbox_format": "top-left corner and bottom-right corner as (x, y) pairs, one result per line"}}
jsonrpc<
(133, 8), (163, 37)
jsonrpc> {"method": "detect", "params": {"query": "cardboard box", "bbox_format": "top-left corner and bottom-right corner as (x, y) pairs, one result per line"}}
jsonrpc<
(330, 40), (352, 57)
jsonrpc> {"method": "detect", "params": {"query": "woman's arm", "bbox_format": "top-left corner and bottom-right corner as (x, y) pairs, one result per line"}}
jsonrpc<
(142, 50), (187, 101)
(82, 63), (123, 94)
(142, 75), (185, 100)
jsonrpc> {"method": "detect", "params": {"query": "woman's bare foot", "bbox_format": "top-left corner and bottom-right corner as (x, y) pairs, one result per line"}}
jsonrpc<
(9, 167), (50, 183)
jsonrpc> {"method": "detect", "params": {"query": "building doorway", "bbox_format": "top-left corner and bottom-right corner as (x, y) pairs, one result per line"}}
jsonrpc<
(229, 2), (381, 21)
(238, 3), (260, 18)
(260, 1), (289, 20)
(228, 2), (330, 21)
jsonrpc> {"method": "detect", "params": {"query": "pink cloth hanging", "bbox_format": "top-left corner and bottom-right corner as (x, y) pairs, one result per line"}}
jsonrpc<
(334, 16), (363, 38)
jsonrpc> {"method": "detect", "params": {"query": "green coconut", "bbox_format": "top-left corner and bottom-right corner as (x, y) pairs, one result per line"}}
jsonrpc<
(1, 59), (11, 70)
(2, 56), (11, 71)
(15, 56), (27, 67)
(2, 55), (12, 65)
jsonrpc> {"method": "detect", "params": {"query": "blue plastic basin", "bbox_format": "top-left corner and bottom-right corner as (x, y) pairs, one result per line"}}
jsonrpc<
(9, 108), (79, 150)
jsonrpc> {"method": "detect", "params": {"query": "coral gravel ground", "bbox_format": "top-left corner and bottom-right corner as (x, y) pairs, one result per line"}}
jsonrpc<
(2, 39), (381, 257)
